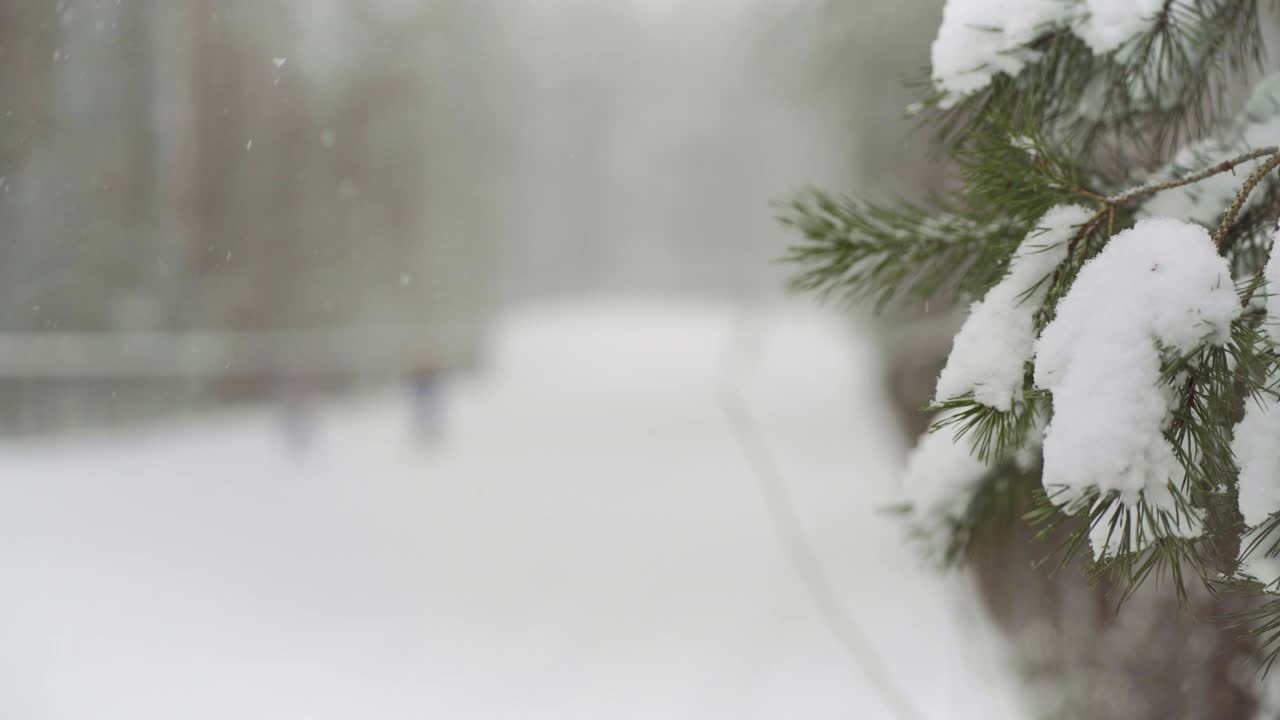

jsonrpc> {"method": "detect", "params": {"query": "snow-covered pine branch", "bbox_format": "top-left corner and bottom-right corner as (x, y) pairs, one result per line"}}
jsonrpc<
(932, 0), (1171, 105)
(782, 0), (1280, 674)
(934, 204), (1091, 412)
(930, 0), (1263, 162)
(1034, 218), (1238, 555)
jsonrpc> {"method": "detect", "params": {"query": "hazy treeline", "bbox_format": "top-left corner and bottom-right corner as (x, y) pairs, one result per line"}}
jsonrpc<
(0, 0), (524, 429)
(0, 0), (511, 339)
(0, 0), (905, 431)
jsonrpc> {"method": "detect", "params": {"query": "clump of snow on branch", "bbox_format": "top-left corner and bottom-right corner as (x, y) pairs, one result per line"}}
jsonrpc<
(1233, 226), (1280, 584)
(931, 0), (1177, 105)
(935, 204), (1091, 411)
(930, 0), (1069, 104)
(1232, 392), (1280, 527)
(1143, 73), (1280, 227)
(1033, 218), (1238, 554)
(902, 414), (991, 556)
(1074, 0), (1165, 54)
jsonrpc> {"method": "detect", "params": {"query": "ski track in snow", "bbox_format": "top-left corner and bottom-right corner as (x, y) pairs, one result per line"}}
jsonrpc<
(0, 300), (1022, 719)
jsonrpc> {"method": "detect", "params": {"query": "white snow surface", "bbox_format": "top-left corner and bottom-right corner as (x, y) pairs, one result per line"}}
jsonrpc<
(935, 204), (1090, 411)
(930, 0), (1070, 104)
(931, 0), (1171, 104)
(1033, 219), (1238, 551)
(1075, 0), (1165, 54)
(0, 300), (1023, 720)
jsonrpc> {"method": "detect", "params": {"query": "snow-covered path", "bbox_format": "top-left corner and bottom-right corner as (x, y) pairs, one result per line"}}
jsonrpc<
(0, 300), (1022, 719)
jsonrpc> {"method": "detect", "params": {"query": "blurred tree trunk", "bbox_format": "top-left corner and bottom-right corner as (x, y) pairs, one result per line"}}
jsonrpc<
(146, 0), (203, 330)
(0, 3), (58, 330)
(0, 4), (57, 177)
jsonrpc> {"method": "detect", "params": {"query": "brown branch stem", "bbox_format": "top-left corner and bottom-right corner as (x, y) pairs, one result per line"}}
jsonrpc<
(1062, 147), (1280, 261)
(1215, 153), (1280, 249)
(1108, 146), (1280, 207)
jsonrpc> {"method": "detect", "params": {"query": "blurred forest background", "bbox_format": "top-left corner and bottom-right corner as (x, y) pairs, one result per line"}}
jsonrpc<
(0, 0), (939, 435)
(2, 6), (1020, 719)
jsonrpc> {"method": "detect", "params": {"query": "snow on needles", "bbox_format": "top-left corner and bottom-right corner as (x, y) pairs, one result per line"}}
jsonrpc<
(930, 0), (1067, 104)
(1233, 234), (1280, 528)
(1233, 225), (1280, 582)
(935, 205), (1090, 411)
(1075, 0), (1166, 55)
(1033, 218), (1238, 552)
(931, 0), (1173, 105)
(902, 413), (991, 558)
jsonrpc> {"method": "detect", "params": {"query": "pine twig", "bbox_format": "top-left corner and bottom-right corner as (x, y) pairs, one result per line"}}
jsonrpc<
(1109, 146), (1280, 206)
(1051, 148), (1280, 266)
(1216, 153), (1280, 249)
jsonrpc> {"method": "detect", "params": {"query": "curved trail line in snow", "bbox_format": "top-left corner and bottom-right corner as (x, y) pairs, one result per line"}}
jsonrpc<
(716, 311), (925, 720)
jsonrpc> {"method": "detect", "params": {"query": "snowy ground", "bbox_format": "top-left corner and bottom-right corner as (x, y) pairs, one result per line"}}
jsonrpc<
(0, 300), (1023, 719)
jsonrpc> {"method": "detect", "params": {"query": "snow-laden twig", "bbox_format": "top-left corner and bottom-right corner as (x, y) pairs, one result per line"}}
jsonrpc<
(935, 205), (1091, 411)
(1033, 218), (1240, 555)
